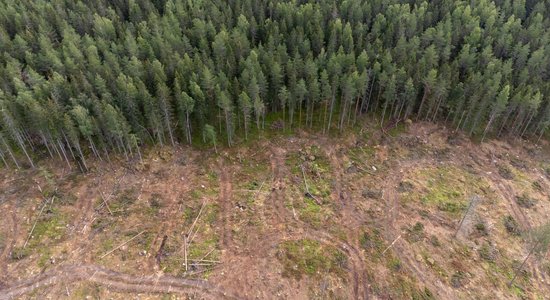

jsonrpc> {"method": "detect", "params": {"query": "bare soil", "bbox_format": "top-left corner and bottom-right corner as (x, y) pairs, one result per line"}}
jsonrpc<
(1, 122), (550, 299)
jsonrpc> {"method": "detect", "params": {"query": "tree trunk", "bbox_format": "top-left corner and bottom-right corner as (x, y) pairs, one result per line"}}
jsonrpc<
(327, 87), (336, 133)
(537, 127), (546, 143)
(41, 132), (54, 159)
(88, 137), (102, 161)
(15, 133), (34, 168)
(299, 101), (303, 127)
(47, 133), (64, 162)
(347, 97), (354, 127)
(359, 79), (370, 115)
(455, 110), (466, 132)
(416, 86), (429, 121)
(497, 108), (513, 137)
(136, 143), (143, 163)
(119, 137), (129, 160)
(509, 240), (540, 287)
(0, 148), (8, 168)
(75, 142), (88, 172)
(164, 110), (175, 147)
(431, 95), (443, 122)
(481, 114), (495, 143)
(0, 136), (19, 169)
(509, 109), (524, 137)
(381, 97), (390, 127)
(322, 100), (328, 134)
(282, 105), (286, 131)
(366, 74), (376, 115)
(520, 111), (535, 138)
(22, 129), (35, 151)
(339, 96), (347, 131)
(62, 131), (76, 160)
(57, 139), (72, 169)
(186, 112), (192, 144)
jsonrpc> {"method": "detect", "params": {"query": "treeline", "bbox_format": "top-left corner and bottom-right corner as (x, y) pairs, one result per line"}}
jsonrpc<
(1, 0), (550, 170)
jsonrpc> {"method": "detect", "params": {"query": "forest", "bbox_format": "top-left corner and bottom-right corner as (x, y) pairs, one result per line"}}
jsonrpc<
(1, 0), (550, 170)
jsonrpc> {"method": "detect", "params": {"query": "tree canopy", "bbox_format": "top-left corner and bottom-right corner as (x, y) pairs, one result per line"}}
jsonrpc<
(1, 0), (550, 169)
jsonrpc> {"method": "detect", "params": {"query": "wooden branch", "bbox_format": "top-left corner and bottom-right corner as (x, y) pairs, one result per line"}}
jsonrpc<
(301, 165), (309, 193)
(198, 248), (215, 262)
(353, 164), (376, 176)
(187, 201), (205, 238)
(188, 259), (220, 263)
(184, 265), (221, 277)
(509, 240), (540, 287)
(24, 198), (50, 248)
(189, 262), (218, 266)
(100, 230), (145, 259)
(254, 178), (267, 198)
(454, 195), (479, 238)
(155, 235), (168, 266)
(188, 224), (201, 246)
(382, 234), (401, 255)
(101, 192), (113, 215)
(184, 236), (188, 272)
(301, 165), (322, 205)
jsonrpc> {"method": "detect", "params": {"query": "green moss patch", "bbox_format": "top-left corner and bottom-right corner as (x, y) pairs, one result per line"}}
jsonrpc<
(404, 165), (489, 216)
(277, 239), (346, 280)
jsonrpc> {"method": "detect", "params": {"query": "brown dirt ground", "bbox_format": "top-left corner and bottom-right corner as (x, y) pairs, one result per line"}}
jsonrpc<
(1, 122), (550, 299)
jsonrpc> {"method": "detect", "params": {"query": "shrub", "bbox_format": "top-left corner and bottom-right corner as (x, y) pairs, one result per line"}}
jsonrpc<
(515, 194), (536, 209)
(504, 216), (521, 235)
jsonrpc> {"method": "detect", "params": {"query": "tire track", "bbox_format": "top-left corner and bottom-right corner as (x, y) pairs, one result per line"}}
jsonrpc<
(325, 147), (346, 209)
(148, 160), (196, 270)
(68, 174), (117, 262)
(485, 173), (550, 293)
(218, 161), (233, 249)
(269, 144), (368, 299)
(323, 145), (371, 299)
(382, 159), (457, 300)
(268, 147), (292, 224)
(0, 264), (236, 300)
(0, 202), (18, 283)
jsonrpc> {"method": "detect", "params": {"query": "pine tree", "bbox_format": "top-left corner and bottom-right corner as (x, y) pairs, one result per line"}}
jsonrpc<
(203, 124), (217, 153)
(239, 91), (252, 140)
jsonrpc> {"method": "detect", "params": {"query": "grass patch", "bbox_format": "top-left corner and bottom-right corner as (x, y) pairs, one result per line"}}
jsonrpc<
(388, 274), (435, 300)
(404, 166), (489, 216)
(498, 164), (514, 180)
(359, 228), (385, 257)
(515, 193), (537, 209)
(450, 271), (466, 288)
(277, 239), (346, 280)
(347, 145), (376, 166)
(0, 233), (4, 252)
(147, 193), (163, 215)
(27, 206), (67, 250)
(504, 215), (521, 235)
(295, 197), (333, 228)
(478, 242), (497, 262)
(110, 188), (138, 216)
(37, 248), (52, 268)
(388, 122), (407, 137)
(474, 222), (489, 236)
(387, 257), (402, 272)
(406, 222), (425, 242)
(11, 246), (30, 260)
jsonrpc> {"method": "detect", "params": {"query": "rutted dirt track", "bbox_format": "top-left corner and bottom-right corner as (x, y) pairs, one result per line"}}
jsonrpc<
(218, 160), (233, 249)
(0, 202), (18, 283)
(381, 158), (457, 300)
(2, 123), (550, 299)
(0, 264), (235, 300)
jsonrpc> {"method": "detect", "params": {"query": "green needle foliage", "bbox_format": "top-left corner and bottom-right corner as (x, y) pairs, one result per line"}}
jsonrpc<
(1, 0), (550, 168)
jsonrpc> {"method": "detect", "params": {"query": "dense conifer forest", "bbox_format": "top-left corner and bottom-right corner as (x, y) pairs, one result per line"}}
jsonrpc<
(1, 0), (550, 169)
